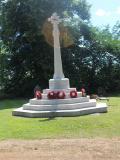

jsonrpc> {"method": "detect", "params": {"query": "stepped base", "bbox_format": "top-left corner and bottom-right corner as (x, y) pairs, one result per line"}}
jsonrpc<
(23, 100), (96, 111)
(12, 103), (107, 118)
(29, 97), (89, 105)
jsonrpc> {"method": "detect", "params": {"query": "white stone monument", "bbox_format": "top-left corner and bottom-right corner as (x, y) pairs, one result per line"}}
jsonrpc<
(48, 13), (70, 90)
(12, 13), (107, 118)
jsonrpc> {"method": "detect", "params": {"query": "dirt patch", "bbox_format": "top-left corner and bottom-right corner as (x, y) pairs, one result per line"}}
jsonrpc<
(0, 138), (120, 160)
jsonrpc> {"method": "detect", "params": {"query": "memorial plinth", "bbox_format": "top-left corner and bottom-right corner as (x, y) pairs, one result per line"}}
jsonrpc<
(12, 13), (107, 118)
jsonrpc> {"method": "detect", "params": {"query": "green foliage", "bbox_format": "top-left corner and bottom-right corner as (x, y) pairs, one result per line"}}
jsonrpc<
(0, 40), (10, 91)
(0, 0), (120, 96)
(112, 21), (120, 40)
(81, 26), (120, 93)
(62, 24), (120, 93)
(0, 0), (91, 96)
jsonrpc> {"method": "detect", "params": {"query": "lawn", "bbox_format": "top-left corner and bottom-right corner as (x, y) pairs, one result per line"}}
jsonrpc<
(0, 96), (120, 140)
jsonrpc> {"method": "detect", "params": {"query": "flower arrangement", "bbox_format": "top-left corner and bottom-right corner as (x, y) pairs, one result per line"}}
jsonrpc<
(81, 88), (86, 97)
(47, 91), (66, 99)
(70, 90), (78, 98)
(35, 91), (42, 99)
(56, 91), (66, 99)
(47, 91), (56, 99)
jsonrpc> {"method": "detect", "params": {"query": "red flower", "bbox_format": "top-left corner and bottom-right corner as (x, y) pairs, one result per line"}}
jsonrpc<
(35, 91), (42, 99)
(56, 91), (66, 99)
(81, 88), (86, 97)
(70, 90), (78, 98)
(47, 91), (56, 99)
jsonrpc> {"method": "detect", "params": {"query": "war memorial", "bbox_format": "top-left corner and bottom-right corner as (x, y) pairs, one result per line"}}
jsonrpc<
(13, 13), (107, 118)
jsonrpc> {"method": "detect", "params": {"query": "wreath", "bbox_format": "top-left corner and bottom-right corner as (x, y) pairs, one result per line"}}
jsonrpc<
(47, 91), (56, 99)
(70, 90), (78, 98)
(35, 91), (42, 99)
(56, 91), (66, 99)
(81, 88), (86, 97)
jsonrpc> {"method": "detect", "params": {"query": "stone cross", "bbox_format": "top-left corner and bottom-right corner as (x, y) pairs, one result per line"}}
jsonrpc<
(48, 13), (64, 79)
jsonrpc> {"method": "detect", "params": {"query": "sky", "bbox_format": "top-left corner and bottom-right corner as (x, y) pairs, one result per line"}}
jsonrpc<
(87, 0), (120, 27)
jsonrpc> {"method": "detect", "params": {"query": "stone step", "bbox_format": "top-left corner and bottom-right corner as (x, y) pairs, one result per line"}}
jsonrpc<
(12, 103), (107, 118)
(43, 88), (78, 94)
(30, 96), (89, 105)
(23, 100), (96, 111)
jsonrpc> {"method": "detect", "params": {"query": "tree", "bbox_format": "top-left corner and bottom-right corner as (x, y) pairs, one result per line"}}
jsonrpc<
(1, 0), (120, 97)
(0, 0), (91, 96)
(112, 21), (120, 40)
(80, 25), (120, 93)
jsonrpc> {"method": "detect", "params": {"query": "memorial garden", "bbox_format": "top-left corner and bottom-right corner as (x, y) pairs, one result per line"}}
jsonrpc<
(0, 0), (120, 159)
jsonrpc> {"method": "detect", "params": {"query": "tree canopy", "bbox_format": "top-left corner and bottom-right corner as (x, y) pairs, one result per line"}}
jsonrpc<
(0, 0), (120, 97)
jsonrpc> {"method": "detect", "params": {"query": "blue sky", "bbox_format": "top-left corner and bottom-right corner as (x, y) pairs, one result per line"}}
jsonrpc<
(87, 0), (120, 27)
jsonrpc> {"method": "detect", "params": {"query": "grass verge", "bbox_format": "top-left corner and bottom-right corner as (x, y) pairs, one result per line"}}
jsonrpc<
(0, 96), (120, 140)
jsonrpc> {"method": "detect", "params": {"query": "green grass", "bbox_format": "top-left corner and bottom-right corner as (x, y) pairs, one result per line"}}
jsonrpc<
(0, 96), (120, 140)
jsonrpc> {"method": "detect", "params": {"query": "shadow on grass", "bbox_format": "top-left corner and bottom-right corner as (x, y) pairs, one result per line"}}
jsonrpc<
(39, 117), (56, 122)
(0, 99), (28, 110)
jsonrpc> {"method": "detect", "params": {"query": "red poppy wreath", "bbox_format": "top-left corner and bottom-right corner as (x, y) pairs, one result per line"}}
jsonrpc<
(35, 91), (42, 99)
(47, 91), (56, 99)
(56, 91), (66, 99)
(70, 90), (78, 98)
